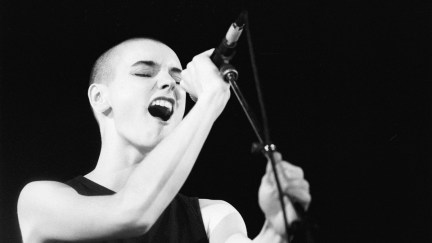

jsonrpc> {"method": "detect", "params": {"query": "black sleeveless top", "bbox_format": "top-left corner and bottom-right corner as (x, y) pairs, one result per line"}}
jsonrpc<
(60, 176), (209, 243)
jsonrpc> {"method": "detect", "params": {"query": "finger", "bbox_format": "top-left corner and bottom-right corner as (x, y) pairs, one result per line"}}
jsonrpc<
(262, 176), (311, 209)
(280, 179), (310, 192)
(265, 163), (278, 184)
(177, 81), (197, 102)
(273, 151), (282, 162)
(201, 48), (215, 57)
(266, 151), (282, 165)
(178, 71), (193, 94)
(266, 174), (309, 198)
(180, 64), (190, 83)
(264, 175), (311, 201)
(284, 188), (312, 207)
(266, 163), (304, 188)
(265, 153), (282, 174)
(261, 170), (273, 186)
(279, 162), (304, 179)
(266, 162), (291, 185)
(270, 173), (309, 193)
(180, 63), (200, 97)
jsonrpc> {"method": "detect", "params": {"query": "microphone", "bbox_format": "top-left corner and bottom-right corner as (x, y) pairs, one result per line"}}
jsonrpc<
(210, 11), (247, 68)
(188, 11), (247, 102)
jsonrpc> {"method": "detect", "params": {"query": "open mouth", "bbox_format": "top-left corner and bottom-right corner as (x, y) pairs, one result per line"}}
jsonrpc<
(148, 97), (175, 122)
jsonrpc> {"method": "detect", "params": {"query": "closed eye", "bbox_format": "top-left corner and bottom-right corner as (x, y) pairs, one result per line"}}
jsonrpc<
(134, 73), (153, 78)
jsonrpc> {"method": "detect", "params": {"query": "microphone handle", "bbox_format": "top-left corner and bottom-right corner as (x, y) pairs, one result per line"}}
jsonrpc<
(210, 38), (237, 68)
(211, 11), (246, 68)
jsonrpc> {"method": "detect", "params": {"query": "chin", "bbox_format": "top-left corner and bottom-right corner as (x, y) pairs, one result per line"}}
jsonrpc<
(126, 116), (181, 152)
(134, 138), (161, 153)
(138, 126), (175, 150)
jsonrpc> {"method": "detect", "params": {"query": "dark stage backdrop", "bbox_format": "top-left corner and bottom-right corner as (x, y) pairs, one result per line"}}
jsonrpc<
(1, 0), (431, 242)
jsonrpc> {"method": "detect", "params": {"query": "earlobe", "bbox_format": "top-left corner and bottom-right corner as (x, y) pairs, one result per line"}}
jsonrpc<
(88, 84), (111, 115)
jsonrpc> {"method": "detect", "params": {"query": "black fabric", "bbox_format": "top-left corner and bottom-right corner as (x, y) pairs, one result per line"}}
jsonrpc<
(55, 176), (209, 243)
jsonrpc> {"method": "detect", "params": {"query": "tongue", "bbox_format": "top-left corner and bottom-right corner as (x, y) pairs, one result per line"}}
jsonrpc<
(148, 105), (172, 121)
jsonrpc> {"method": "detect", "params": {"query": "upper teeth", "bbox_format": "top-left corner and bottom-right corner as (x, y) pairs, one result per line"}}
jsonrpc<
(151, 99), (173, 111)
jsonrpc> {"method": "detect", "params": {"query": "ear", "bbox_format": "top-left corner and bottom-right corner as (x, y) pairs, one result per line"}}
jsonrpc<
(88, 83), (111, 115)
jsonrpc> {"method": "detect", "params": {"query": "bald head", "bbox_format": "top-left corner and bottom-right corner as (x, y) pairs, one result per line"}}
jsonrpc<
(89, 37), (165, 86)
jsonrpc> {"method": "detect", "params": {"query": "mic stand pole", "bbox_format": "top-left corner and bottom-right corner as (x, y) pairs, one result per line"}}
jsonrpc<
(219, 63), (301, 243)
(220, 64), (263, 144)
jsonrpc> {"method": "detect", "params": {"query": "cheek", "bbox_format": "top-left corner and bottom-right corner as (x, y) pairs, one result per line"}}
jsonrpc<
(109, 84), (152, 123)
(111, 91), (135, 118)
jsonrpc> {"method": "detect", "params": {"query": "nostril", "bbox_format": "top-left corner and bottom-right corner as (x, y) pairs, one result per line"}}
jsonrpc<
(158, 77), (176, 90)
(160, 83), (176, 91)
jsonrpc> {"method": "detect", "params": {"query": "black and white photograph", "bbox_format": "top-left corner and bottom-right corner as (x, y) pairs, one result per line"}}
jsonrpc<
(0, 0), (430, 242)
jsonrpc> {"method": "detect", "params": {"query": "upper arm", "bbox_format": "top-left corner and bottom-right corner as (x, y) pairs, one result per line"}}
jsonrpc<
(17, 181), (143, 242)
(200, 199), (252, 243)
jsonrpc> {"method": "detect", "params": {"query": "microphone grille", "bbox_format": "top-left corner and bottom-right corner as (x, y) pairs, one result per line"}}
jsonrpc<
(234, 10), (247, 28)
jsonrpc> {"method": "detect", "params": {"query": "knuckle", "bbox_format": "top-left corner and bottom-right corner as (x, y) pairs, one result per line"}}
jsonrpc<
(275, 152), (282, 161)
(305, 193), (312, 202)
(195, 54), (206, 63)
(261, 174), (268, 184)
(292, 179), (302, 188)
(294, 166), (304, 178)
(304, 180), (310, 189)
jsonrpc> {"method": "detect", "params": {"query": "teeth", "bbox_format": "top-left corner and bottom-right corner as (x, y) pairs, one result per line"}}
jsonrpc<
(150, 99), (173, 111)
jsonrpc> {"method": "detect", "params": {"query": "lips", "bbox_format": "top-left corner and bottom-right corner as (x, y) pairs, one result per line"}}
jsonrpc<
(148, 97), (175, 121)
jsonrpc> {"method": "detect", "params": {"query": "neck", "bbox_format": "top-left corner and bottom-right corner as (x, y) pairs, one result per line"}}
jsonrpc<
(85, 127), (154, 192)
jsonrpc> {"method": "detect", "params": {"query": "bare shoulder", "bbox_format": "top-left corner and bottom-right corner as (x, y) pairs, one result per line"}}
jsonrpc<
(20, 180), (73, 194)
(198, 198), (240, 216)
(19, 180), (71, 203)
(198, 199), (248, 242)
(18, 180), (75, 209)
(17, 180), (74, 224)
(18, 180), (84, 242)
(17, 180), (134, 242)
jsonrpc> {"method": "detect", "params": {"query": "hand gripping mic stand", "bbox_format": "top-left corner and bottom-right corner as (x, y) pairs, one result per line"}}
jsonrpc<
(215, 11), (313, 243)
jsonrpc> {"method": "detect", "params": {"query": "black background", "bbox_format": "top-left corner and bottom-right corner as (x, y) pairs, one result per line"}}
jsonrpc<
(1, 0), (431, 242)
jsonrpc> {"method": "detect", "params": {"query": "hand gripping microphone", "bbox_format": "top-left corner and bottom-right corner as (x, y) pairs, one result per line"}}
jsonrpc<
(210, 11), (247, 68)
(188, 11), (246, 102)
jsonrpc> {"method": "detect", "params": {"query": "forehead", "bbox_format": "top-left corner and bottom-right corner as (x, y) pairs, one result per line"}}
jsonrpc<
(116, 40), (182, 68)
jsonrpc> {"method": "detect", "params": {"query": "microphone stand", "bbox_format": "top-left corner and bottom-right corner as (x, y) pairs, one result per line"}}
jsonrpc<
(217, 11), (313, 243)
(220, 63), (296, 243)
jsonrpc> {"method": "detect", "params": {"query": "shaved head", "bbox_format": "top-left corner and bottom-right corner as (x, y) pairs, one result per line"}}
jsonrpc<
(89, 37), (164, 86)
(89, 47), (116, 85)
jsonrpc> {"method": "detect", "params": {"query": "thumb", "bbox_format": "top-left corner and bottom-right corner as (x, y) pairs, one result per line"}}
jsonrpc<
(201, 48), (215, 57)
(178, 80), (197, 102)
(266, 152), (282, 173)
(178, 68), (198, 101)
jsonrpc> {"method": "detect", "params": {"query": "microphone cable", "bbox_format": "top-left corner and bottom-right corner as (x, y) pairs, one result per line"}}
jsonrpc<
(243, 10), (304, 243)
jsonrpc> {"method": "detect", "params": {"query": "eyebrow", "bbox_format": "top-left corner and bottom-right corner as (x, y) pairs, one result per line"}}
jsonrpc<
(132, 60), (157, 67)
(132, 60), (182, 74)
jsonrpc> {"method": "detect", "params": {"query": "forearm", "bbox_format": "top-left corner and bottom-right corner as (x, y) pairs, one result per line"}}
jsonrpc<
(119, 92), (225, 230)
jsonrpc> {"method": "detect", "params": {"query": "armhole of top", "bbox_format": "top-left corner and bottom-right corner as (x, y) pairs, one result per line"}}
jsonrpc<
(65, 175), (115, 196)
(185, 196), (208, 236)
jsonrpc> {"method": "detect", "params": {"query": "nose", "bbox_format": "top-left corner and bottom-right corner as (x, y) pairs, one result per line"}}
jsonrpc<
(157, 72), (176, 91)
